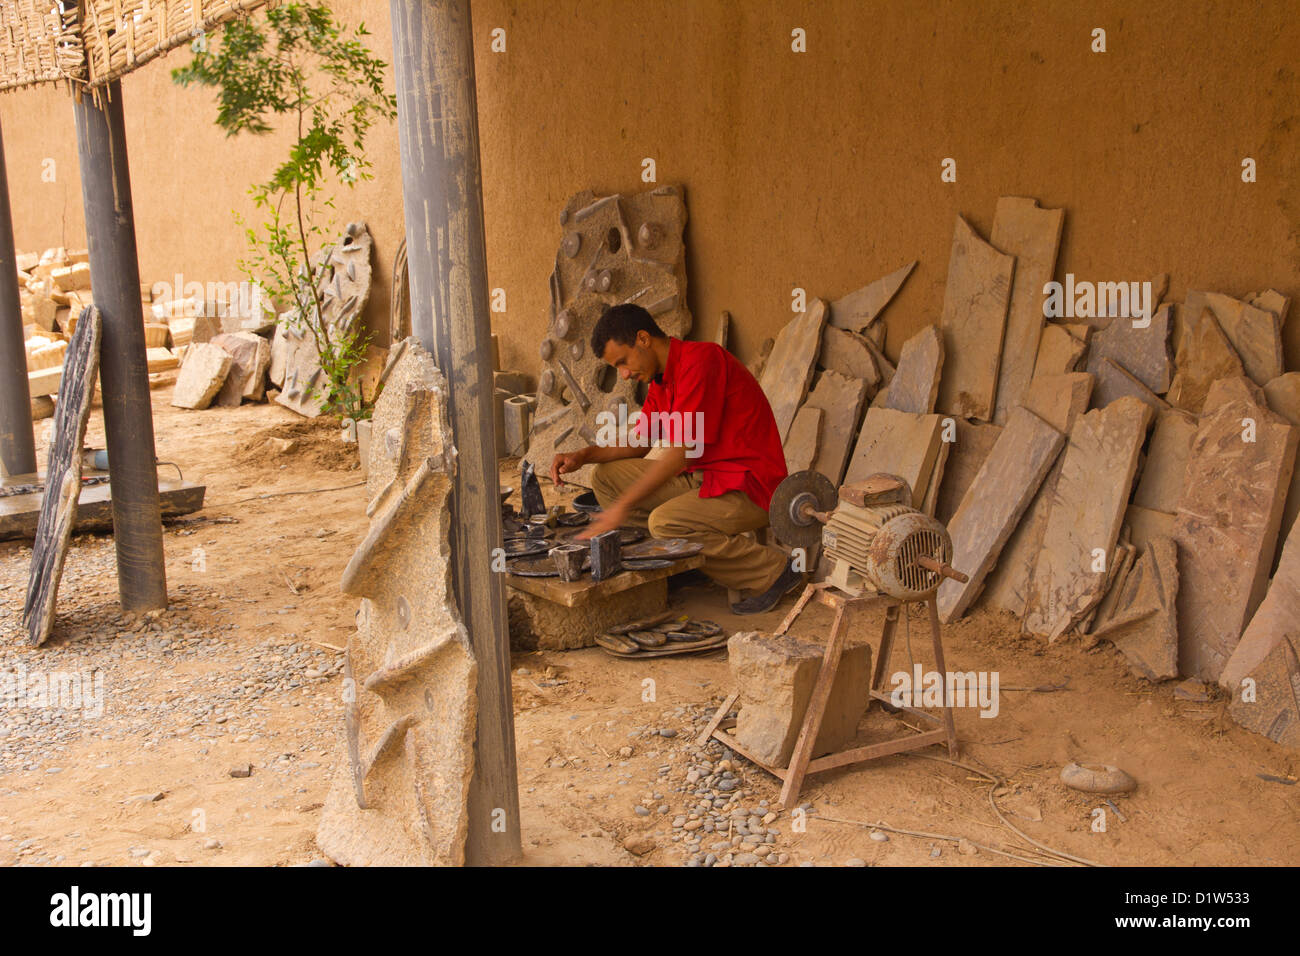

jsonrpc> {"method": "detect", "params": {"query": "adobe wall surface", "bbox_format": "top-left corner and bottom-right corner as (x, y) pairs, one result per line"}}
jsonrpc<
(2, 0), (1296, 374)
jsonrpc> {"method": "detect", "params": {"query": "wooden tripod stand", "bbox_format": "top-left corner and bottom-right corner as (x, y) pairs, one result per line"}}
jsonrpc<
(698, 582), (959, 808)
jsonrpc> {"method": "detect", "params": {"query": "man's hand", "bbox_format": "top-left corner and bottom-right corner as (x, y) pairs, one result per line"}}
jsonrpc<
(576, 501), (628, 541)
(550, 448), (590, 487)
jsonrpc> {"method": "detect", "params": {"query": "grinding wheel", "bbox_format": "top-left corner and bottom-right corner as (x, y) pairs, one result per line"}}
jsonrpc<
(769, 470), (836, 549)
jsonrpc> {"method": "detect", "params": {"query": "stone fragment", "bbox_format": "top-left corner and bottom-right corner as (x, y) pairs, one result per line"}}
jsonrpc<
(525, 185), (692, 486)
(1198, 292), (1285, 386)
(801, 371), (869, 486)
(1221, 524), (1300, 748)
(1166, 310), (1245, 414)
(1264, 373), (1300, 554)
(1202, 375), (1265, 415)
(783, 406), (822, 473)
(503, 395), (533, 457)
(170, 343), (232, 410)
(990, 197), (1064, 424)
(1085, 541), (1136, 635)
(1095, 358), (1169, 414)
(1023, 397), (1152, 639)
(713, 311), (730, 349)
(320, 339), (475, 866)
(1092, 536), (1180, 680)
(1124, 504), (1175, 552)
(494, 370), (530, 396)
(1173, 397), (1297, 682)
(935, 420), (1002, 526)
(212, 331), (271, 406)
(1032, 324), (1088, 379)
(828, 261), (916, 331)
(843, 408), (945, 509)
(728, 630), (872, 767)
(49, 261), (90, 292)
(818, 326), (880, 386)
(937, 216), (1014, 422)
(589, 529), (623, 582)
(886, 324), (944, 415)
(1086, 304), (1174, 406)
(937, 407), (1064, 622)
(760, 299), (828, 442)
(143, 323), (171, 349)
(1132, 409), (1197, 513)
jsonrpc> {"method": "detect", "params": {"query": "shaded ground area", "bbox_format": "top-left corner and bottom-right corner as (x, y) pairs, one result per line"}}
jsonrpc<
(0, 389), (1296, 866)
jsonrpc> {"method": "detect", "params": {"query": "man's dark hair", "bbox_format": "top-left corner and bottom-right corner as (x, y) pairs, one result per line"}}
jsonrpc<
(590, 303), (667, 357)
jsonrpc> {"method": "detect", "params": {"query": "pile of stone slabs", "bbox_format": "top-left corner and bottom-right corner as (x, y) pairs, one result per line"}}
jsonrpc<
(23, 307), (101, 646)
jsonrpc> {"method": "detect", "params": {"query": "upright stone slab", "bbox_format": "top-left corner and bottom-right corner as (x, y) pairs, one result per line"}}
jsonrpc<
(935, 420), (1003, 526)
(1221, 523), (1300, 748)
(828, 261), (916, 331)
(1264, 373), (1300, 556)
(937, 215), (1014, 422)
(1166, 310), (1245, 414)
(23, 308), (102, 647)
(760, 299), (828, 442)
(729, 630), (872, 768)
(886, 324), (944, 415)
(783, 405), (822, 473)
(1173, 397), (1298, 682)
(1094, 358), (1170, 415)
(319, 340), (477, 867)
(1132, 409), (1197, 513)
(978, 373), (1094, 615)
(1032, 324), (1088, 379)
(1092, 536), (1180, 681)
(1086, 304), (1175, 407)
(843, 407), (945, 509)
(818, 326), (880, 386)
(525, 185), (693, 487)
(279, 222), (375, 418)
(801, 370), (869, 486)
(1023, 397), (1152, 640)
(937, 407), (1064, 622)
(990, 197), (1064, 425)
(1200, 291), (1285, 386)
(170, 342), (232, 410)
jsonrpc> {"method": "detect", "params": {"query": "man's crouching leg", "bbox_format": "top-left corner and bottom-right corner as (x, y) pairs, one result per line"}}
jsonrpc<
(648, 490), (791, 595)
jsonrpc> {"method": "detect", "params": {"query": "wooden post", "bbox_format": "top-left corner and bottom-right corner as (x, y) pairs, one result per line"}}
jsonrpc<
(0, 121), (37, 477)
(389, 0), (521, 864)
(72, 83), (167, 611)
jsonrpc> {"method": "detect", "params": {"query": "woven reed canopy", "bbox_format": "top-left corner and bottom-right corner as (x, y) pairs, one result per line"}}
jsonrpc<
(0, 0), (269, 93)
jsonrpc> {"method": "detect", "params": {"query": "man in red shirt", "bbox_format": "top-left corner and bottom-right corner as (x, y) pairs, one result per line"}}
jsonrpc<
(552, 304), (802, 614)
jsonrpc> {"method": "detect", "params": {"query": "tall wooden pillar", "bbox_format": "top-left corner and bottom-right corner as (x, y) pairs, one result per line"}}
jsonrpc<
(73, 83), (167, 611)
(389, 0), (521, 864)
(0, 121), (37, 477)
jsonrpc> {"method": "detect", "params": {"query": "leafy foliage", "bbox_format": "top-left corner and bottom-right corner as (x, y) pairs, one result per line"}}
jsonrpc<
(173, 3), (396, 419)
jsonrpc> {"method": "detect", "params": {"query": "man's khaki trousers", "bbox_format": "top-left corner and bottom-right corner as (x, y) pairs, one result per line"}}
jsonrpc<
(590, 459), (788, 594)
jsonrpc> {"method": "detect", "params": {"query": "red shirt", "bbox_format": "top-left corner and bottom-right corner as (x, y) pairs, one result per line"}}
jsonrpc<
(634, 338), (787, 510)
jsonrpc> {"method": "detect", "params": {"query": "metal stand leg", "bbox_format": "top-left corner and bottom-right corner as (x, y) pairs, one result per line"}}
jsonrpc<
(927, 597), (959, 757)
(778, 603), (848, 808)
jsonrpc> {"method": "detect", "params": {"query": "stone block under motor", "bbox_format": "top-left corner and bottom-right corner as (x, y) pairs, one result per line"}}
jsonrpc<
(728, 630), (872, 768)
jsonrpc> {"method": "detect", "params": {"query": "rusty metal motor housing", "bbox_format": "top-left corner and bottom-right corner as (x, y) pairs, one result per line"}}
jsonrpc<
(822, 476), (953, 600)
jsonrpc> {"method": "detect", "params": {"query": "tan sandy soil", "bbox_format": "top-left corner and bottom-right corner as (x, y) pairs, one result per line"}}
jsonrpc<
(0, 387), (1296, 867)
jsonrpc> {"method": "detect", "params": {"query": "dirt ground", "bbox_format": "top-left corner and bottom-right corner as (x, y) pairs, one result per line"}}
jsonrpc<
(0, 386), (1297, 867)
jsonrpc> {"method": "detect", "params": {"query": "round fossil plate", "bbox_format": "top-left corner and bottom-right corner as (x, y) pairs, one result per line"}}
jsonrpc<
(508, 554), (593, 578)
(503, 538), (551, 559)
(622, 558), (677, 570)
(623, 537), (705, 560)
